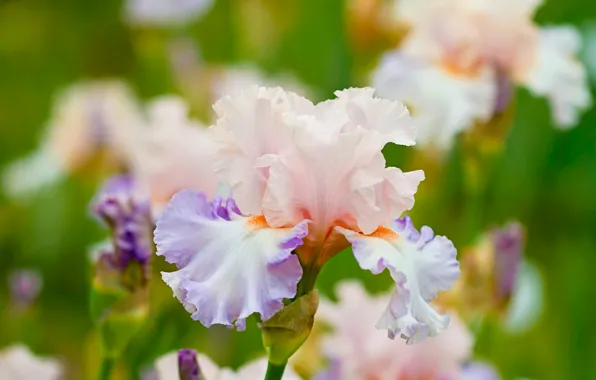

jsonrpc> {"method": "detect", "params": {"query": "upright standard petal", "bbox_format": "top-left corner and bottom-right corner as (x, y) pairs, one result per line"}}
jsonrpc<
(337, 217), (459, 344)
(154, 190), (308, 329)
(212, 86), (314, 215)
(319, 87), (417, 146)
(212, 86), (424, 266)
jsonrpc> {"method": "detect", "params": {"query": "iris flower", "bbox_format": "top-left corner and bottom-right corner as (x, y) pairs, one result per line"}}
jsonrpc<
(154, 86), (459, 343)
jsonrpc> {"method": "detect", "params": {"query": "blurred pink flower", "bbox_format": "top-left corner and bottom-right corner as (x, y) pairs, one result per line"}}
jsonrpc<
(313, 281), (473, 379)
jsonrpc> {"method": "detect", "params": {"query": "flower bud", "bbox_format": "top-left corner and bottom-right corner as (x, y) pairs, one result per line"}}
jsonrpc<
(89, 175), (152, 358)
(178, 349), (203, 380)
(261, 290), (319, 365)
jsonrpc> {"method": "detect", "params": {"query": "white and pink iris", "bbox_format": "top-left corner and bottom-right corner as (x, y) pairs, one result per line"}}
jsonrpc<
(373, 0), (591, 149)
(154, 86), (460, 343)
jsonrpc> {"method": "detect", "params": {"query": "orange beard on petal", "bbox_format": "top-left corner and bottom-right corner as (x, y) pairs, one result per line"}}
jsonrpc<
(246, 215), (269, 228)
(368, 226), (398, 239)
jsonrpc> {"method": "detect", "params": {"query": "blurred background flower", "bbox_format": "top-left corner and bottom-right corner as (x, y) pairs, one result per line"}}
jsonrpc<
(0, 0), (595, 379)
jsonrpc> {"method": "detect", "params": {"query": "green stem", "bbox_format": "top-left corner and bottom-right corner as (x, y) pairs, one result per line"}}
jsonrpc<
(264, 361), (287, 380)
(295, 265), (319, 299)
(98, 356), (115, 380)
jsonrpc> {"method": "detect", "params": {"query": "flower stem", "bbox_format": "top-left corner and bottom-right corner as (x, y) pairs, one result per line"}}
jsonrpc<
(296, 264), (320, 299)
(98, 356), (115, 380)
(264, 361), (287, 380)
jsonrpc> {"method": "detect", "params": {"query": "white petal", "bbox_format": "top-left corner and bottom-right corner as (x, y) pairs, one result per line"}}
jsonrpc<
(337, 217), (459, 344)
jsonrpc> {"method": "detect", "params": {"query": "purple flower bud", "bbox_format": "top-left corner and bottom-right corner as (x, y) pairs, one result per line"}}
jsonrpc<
(8, 269), (42, 308)
(491, 222), (524, 306)
(178, 349), (202, 380)
(91, 175), (152, 271)
(493, 69), (513, 115)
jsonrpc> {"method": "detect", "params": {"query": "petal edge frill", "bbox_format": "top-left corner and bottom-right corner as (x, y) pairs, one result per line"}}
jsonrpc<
(155, 190), (308, 329)
(337, 216), (459, 344)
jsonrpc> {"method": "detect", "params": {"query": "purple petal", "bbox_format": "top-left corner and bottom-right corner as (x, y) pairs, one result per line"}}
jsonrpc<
(91, 175), (152, 270)
(155, 190), (308, 329)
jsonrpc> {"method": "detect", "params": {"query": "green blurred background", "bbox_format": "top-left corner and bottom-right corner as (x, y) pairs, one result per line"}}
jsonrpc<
(1, 0), (596, 379)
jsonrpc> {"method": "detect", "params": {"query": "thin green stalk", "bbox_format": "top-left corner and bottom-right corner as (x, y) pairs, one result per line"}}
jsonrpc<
(98, 356), (115, 380)
(264, 361), (287, 380)
(295, 265), (319, 299)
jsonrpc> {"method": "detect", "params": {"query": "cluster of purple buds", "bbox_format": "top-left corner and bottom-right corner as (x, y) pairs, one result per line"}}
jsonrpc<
(91, 175), (152, 281)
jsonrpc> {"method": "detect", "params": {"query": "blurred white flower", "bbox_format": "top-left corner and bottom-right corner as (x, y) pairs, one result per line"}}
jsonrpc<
(373, 52), (496, 149)
(154, 350), (300, 380)
(125, 0), (214, 27)
(0, 344), (63, 380)
(373, 0), (591, 150)
(2, 81), (143, 198)
(524, 27), (592, 128)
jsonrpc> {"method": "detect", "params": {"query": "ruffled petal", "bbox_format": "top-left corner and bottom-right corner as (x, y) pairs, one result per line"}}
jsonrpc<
(337, 217), (459, 344)
(212, 85), (423, 263)
(212, 86), (314, 215)
(321, 87), (417, 146)
(154, 190), (308, 329)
